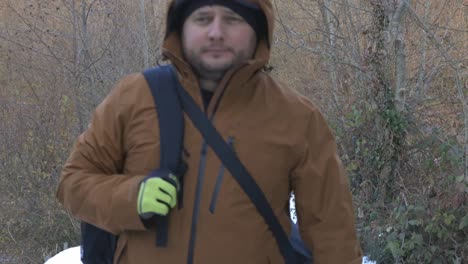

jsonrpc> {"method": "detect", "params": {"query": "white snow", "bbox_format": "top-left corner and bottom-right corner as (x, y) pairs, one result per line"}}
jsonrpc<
(44, 247), (81, 264)
(363, 257), (376, 264)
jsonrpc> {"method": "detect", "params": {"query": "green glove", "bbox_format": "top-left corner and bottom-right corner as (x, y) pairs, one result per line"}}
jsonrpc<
(137, 173), (180, 219)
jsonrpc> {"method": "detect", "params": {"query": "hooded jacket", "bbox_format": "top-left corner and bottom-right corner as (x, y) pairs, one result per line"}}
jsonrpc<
(57, 0), (363, 263)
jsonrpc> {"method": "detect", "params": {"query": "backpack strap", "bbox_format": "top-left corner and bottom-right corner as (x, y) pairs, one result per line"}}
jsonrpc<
(143, 65), (187, 247)
(80, 222), (116, 264)
(168, 69), (299, 263)
(290, 219), (313, 263)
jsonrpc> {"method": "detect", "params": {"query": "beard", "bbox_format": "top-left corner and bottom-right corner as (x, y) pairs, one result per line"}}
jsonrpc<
(184, 47), (248, 81)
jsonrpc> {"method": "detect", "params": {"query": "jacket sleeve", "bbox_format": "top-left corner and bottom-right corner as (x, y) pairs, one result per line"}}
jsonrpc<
(56, 75), (147, 235)
(291, 105), (363, 264)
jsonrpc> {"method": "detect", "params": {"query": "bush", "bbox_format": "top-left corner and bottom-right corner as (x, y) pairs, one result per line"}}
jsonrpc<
(359, 200), (467, 263)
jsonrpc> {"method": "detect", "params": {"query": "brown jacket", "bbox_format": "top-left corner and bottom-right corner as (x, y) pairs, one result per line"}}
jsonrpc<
(57, 0), (363, 263)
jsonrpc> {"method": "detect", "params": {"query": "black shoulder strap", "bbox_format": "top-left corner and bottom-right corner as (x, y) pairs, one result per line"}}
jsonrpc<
(168, 70), (298, 263)
(143, 65), (185, 175)
(143, 65), (186, 247)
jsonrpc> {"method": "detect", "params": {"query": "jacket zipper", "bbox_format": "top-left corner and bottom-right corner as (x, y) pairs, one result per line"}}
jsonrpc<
(187, 142), (208, 264)
(187, 80), (229, 263)
(209, 136), (234, 214)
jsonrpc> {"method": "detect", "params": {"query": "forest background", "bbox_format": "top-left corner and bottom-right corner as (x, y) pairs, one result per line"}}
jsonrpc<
(0, 0), (467, 263)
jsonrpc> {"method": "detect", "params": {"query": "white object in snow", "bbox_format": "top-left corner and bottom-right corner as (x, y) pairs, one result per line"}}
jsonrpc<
(44, 246), (376, 264)
(44, 246), (82, 264)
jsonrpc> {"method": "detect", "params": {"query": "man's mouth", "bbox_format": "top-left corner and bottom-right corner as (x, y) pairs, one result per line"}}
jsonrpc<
(203, 48), (231, 53)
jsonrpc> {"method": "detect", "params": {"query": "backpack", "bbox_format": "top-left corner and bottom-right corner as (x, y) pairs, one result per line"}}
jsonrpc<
(80, 66), (185, 263)
(80, 65), (312, 263)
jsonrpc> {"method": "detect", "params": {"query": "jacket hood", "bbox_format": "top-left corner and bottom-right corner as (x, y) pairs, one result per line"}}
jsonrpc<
(162, 0), (274, 75)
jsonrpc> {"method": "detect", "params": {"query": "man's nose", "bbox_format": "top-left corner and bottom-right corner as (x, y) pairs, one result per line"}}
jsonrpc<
(207, 17), (224, 41)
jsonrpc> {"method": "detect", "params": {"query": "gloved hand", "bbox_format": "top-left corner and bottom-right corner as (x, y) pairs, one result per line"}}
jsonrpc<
(137, 172), (180, 219)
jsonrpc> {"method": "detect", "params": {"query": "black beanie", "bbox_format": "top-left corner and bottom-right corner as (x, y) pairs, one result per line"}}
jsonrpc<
(166, 0), (268, 44)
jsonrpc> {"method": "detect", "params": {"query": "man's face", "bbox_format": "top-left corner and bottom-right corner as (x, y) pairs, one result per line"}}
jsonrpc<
(182, 5), (257, 80)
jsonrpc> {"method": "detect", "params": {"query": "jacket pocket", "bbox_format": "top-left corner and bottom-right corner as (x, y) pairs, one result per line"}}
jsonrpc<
(209, 136), (234, 214)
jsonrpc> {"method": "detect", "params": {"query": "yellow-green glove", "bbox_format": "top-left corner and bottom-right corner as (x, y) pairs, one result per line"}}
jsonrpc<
(137, 173), (180, 219)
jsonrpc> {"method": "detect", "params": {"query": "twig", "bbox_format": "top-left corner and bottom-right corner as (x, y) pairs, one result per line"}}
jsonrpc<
(6, 223), (17, 245)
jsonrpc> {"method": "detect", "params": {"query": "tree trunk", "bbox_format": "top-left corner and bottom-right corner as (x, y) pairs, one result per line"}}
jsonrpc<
(391, 1), (408, 112)
(367, 0), (408, 204)
(70, 0), (85, 132)
(319, 0), (341, 111)
(139, 0), (150, 68)
(415, 0), (430, 97)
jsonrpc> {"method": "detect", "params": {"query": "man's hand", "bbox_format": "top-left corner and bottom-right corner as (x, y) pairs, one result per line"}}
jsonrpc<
(137, 173), (180, 219)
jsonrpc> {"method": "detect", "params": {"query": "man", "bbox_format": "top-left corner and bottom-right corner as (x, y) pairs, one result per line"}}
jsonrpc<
(57, 0), (363, 263)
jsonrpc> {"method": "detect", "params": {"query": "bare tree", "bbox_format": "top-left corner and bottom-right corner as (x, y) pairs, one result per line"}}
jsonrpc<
(139, 0), (150, 68)
(319, 0), (341, 111)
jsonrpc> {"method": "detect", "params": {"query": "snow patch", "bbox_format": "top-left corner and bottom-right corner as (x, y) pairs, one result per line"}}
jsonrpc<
(44, 247), (81, 264)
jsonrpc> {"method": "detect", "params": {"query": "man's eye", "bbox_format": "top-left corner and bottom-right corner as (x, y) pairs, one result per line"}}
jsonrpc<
(226, 16), (243, 23)
(194, 16), (211, 23)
